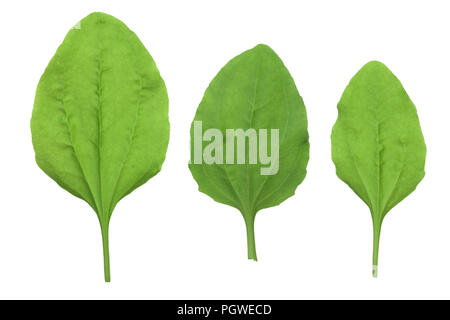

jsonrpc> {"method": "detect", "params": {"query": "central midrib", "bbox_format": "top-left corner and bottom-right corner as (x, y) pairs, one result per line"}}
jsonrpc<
(96, 22), (105, 221)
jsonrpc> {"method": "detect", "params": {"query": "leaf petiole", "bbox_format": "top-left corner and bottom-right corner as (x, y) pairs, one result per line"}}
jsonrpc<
(372, 220), (382, 278)
(101, 223), (111, 282)
(245, 216), (257, 261)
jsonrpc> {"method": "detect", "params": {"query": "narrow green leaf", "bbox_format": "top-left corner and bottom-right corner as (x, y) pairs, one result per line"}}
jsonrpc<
(331, 61), (426, 277)
(31, 12), (170, 281)
(189, 44), (309, 260)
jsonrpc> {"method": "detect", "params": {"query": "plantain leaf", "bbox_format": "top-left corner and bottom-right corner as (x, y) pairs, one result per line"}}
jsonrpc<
(331, 61), (426, 277)
(31, 12), (169, 281)
(189, 44), (309, 260)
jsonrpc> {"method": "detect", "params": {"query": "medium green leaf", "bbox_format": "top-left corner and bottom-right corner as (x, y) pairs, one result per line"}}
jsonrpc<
(331, 61), (426, 277)
(189, 44), (309, 260)
(31, 12), (170, 281)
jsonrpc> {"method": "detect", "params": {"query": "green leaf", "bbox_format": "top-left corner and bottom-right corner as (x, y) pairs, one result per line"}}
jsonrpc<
(331, 61), (426, 277)
(189, 44), (309, 260)
(31, 12), (170, 282)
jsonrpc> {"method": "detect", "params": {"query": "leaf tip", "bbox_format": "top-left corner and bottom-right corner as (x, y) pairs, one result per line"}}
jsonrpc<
(81, 11), (122, 26)
(85, 11), (112, 18)
(360, 60), (391, 74)
(252, 43), (275, 54)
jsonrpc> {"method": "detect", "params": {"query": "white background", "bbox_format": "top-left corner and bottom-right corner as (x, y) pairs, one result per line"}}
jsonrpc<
(0, 0), (448, 299)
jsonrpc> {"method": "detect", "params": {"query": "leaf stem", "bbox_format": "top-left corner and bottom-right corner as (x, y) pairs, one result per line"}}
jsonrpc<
(101, 223), (111, 282)
(372, 221), (382, 278)
(245, 217), (257, 261)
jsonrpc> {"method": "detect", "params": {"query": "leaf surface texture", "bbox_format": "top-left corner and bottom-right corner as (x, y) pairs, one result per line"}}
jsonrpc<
(31, 12), (170, 281)
(189, 44), (309, 260)
(331, 61), (426, 276)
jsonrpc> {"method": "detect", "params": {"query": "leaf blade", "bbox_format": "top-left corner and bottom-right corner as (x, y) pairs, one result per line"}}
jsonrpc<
(189, 44), (309, 258)
(331, 61), (426, 275)
(31, 12), (169, 281)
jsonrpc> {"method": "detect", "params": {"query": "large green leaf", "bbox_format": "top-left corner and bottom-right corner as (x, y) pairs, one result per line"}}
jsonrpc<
(331, 61), (426, 277)
(31, 12), (169, 281)
(189, 44), (309, 260)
